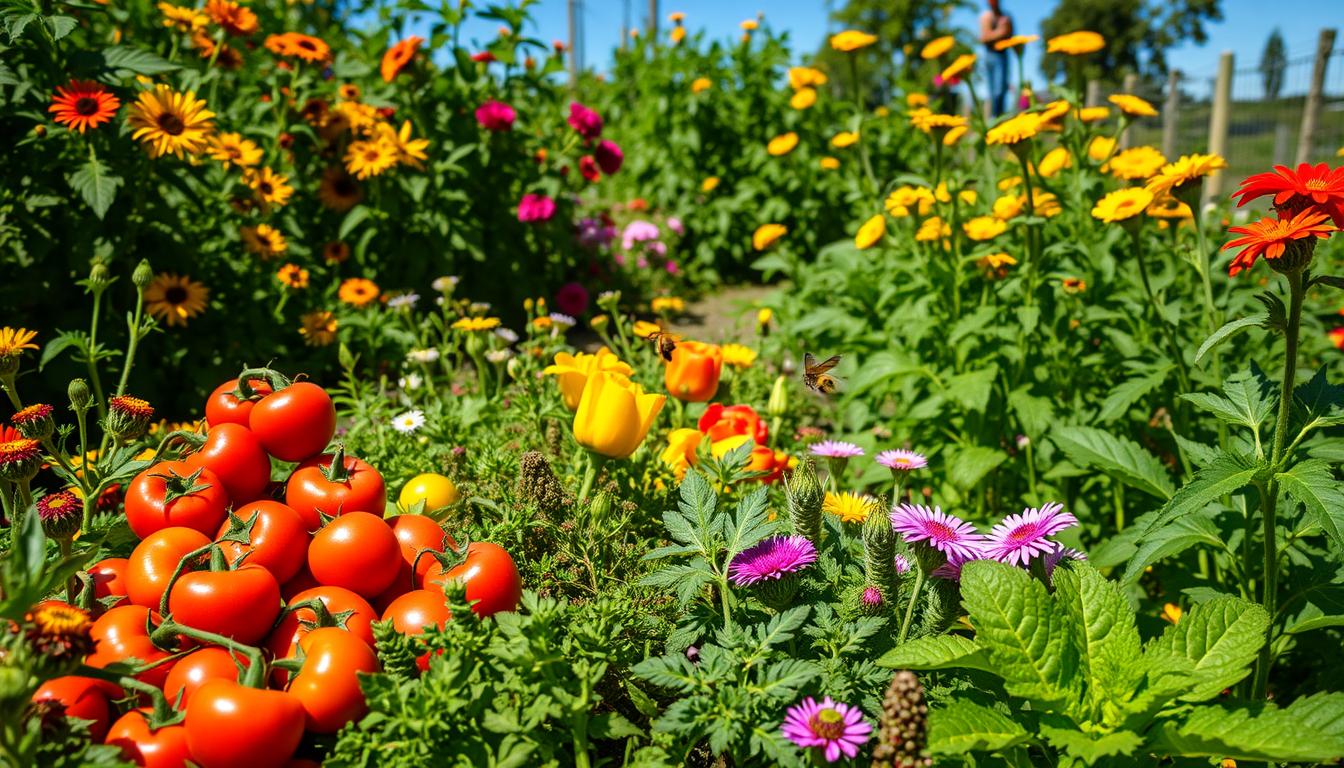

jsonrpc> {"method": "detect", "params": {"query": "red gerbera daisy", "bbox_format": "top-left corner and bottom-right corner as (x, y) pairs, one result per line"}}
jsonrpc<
(380, 36), (424, 83)
(1231, 163), (1344, 227)
(48, 80), (121, 134)
(1223, 209), (1336, 277)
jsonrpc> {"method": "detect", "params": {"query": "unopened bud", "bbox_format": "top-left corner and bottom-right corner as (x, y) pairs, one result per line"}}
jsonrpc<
(767, 374), (789, 417)
(88, 262), (111, 290)
(131, 260), (153, 288)
(105, 395), (154, 440)
(784, 459), (823, 543)
(67, 379), (92, 410)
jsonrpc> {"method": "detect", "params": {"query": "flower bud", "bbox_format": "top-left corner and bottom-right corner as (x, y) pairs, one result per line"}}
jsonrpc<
(12, 403), (54, 440)
(590, 314), (609, 331)
(0, 437), (42, 481)
(767, 374), (789, 417)
(105, 395), (154, 440)
(68, 379), (92, 410)
(37, 490), (81, 540)
(784, 459), (823, 543)
(871, 671), (931, 768)
(88, 262), (111, 291)
(131, 260), (153, 288)
(863, 506), (898, 601)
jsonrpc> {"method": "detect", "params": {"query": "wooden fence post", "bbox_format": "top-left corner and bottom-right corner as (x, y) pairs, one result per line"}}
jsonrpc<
(567, 0), (577, 85)
(648, 0), (659, 39)
(1296, 28), (1337, 165)
(1085, 80), (1102, 107)
(1120, 72), (1139, 148)
(1204, 51), (1234, 206)
(1162, 69), (1181, 159)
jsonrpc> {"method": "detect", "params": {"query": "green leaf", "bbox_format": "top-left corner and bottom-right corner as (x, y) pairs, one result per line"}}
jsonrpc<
(946, 445), (1007, 492)
(928, 700), (1030, 754)
(946, 365), (998, 414)
(1097, 368), (1169, 423)
(588, 711), (643, 739)
(1052, 426), (1173, 499)
(46, 15), (76, 39)
(69, 156), (122, 219)
(1140, 452), (1261, 536)
(875, 634), (992, 672)
(1276, 458), (1344, 550)
(101, 45), (178, 75)
(1195, 315), (1266, 364)
(960, 561), (1080, 711)
(1121, 509), (1224, 584)
(1145, 596), (1268, 702)
(339, 205), (372, 239)
(1052, 564), (1143, 719)
(1038, 721), (1143, 762)
(1151, 695), (1344, 761)
(1007, 387), (1055, 438)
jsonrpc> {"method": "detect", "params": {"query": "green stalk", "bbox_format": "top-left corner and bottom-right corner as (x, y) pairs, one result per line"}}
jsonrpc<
(86, 284), (108, 423)
(1131, 227), (1192, 394)
(897, 567), (926, 644)
(1015, 148), (1039, 306)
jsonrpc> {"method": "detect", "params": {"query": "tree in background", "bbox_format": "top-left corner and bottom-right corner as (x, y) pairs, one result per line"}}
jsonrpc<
(1259, 27), (1287, 100)
(812, 0), (970, 105)
(1039, 0), (1222, 84)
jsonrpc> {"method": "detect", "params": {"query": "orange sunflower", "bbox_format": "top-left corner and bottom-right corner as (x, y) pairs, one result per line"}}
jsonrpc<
(339, 278), (380, 307)
(381, 36), (424, 82)
(265, 32), (331, 63)
(49, 80), (121, 134)
(1223, 209), (1336, 277)
(241, 223), (288, 259)
(205, 0), (258, 36)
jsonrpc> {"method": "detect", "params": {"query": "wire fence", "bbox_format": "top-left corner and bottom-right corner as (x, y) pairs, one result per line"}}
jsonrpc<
(1122, 38), (1342, 191)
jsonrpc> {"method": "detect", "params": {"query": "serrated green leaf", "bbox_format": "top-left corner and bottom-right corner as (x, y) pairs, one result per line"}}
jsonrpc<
(875, 634), (991, 672)
(1276, 458), (1344, 550)
(1195, 315), (1266, 364)
(69, 156), (122, 219)
(1052, 426), (1173, 499)
(1121, 509), (1223, 584)
(1151, 694), (1344, 761)
(101, 45), (178, 75)
(928, 700), (1030, 754)
(1097, 368), (1170, 423)
(1038, 721), (1143, 762)
(1145, 596), (1267, 702)
(1140, 452), (1260, 536)
(1053, 564), (1143, 721)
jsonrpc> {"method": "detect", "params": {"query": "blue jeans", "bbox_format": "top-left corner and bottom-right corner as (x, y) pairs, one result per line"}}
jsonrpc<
(985, 50), (1009, 117)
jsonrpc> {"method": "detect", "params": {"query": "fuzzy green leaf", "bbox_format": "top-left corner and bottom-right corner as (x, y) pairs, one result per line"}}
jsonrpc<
(1145, 596), (1267, 702)
(1151, 694), (1344, 761)
(1121, 509), (1223, 584)
(875, 634), (992, 672)
(1139, 452), (1261, 536)
(1195, 315), (1267, 364)
(928, 700), (1030, 754)
(69, 156), (122, 219)
(1052, 564), (1143, 720)
(1052, 426), (1173, 499)
(1276, 458), (1344, 551)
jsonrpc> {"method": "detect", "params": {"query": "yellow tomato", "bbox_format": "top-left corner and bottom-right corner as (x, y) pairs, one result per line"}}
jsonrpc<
(398, 473), (460, 512)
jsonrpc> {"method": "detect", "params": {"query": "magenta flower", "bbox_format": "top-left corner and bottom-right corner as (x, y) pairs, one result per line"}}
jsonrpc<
(474, 100), (515, 132)
(894, 553), (911, 574)
(860, 586), (883, 608)
(729, 535), (816, 586)
(594, 139), (624, 174)
(1043, 541), (1087, 577)
(931, 548), (991, 580)
(579, 155), (600, 182)
(983, 502), (1078, 566)
(890, 503), (983, 560)
(621, 219), (660, 251)
(554, 282), (589, 316)
(667, 216), (685, 235)
(876, 449), (927, 471)
(567, 101), (603, 140)
(781, 696), (872, 763)
(517, 193), (556, 223)
(809, 441), (864, 459)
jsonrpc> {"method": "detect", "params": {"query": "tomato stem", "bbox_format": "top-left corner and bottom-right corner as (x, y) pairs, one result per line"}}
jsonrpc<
(320, 444), (350, 484)
(156, 543), (216, 618)
(154, 620), (269, 689)
(152, 429), (206, 462)
(231, 366), (292, 400)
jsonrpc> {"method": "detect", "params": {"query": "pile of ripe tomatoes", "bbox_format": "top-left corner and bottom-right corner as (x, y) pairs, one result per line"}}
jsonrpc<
(32, 369), (521, 767)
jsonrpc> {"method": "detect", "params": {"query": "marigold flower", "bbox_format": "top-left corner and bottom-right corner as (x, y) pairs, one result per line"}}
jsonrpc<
(790, 88), (817, 110)
(205, 0), (257, 36)
(753, 223), (787, 250)
(788, 66), (827, 90)
(985, 112), (1043, 146)
(381, 36), (424, 82)
(266, 32), (331, 63)
(939, 53), (976, 83)
(977, 252), (1017, 279)
(915, 216), (949, 242)
(1104, 145), (1167, 180)
(48, 81), (120, 134)
(126, 85), (215, 158)
(339, 277), (380, 307)
(905, 92), (929, 108)
(1076, 106), (1110, 123)
(855, 214), (886, 249)
(143, 273), (209, 327)
(670, 26), (686, 44)
(920, 35), (954, 60)
(12, 403), (54, 440)
(993, 34), (1037, 51)
(963, 216), (1007, 241)
(1108, 93), (1157, 117)
(767, 131), (799, 156)
(1144, 153), (1227, 199)
(1091, 187), (1154, 223)
(158, 2), (208, 33)
(740, 19), (758, 31)
(1046, 30), (1104, 55)
(1036, 146), (1072, 178)
(276, 263), (309, 289)
(1161, 603), (1183, 624)
(992, 195), (1023, 220)
(26, 601), (94, 660)
(1223, 209), (1335, 276)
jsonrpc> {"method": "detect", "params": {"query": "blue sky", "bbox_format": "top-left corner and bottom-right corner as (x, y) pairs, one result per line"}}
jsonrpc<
(455, 0), (1332, 90)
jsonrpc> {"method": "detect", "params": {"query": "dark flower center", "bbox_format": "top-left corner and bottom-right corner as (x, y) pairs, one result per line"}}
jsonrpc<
(157, 113), (185, 135)
(334, 178), (356, 196)
(298, 39), (317, 51)
(259, 182), (273, 194)
(74, 97), (100, 116)
(165, 286), (188, 304)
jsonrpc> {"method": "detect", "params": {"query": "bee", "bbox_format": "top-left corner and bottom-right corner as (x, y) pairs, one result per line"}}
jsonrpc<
(802, 352), (842, 394)
(646, 330), (680, 362)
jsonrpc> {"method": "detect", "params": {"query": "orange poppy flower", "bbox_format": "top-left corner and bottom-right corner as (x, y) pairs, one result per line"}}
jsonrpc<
(205, 0), (257, 36)
(48, 80), (120, 133)
(1223, 209), (1336, 277)
(664, 340), (724, 403)
(381, 36), (424, 82)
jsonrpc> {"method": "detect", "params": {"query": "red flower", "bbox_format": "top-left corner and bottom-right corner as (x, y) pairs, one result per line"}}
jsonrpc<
(579, 155), (600, 182)
(1231, 163), (1344, 226)
(698, 404), (769, 445)
(471, 51), (497, 63)
(381, 36), (424, 82)
(1329, 328), (1344, 350)
(48, 80), (120, 134)
(1223, 209), (1336, 276)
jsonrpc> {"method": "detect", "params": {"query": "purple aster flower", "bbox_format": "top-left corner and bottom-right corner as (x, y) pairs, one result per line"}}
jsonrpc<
(889, 504), (983, 560)
(894, 553), (911, 574)
(930, 548), (991, 580)
(781, 696), (872, 763)
(876, 449), (927, 471)
(860, 586), (883, 608)
(983, 502), (1078, 566)
(729, 536), (817, 586)
(1043, 541), (1087, 577)
(810, 441), (864, 459)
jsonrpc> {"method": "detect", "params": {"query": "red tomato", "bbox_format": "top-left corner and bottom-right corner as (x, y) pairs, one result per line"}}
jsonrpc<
(125, 461), (230, 539)
(163, 647), (244, 710)
(422, 542), (522, 617)
(390, 514), (452, 584)
(266, 586), (378, 673)
(215, 501), (309, 584)
(184, 680), (304, 768)
(168, 564), (281, 645)
(87, 605), (175, 688)
(184, 424), (271, 505)
(88, 557), (130, 607)
(106, 708), (191, 768)
(205, 378), (274, 428)
(307, 512), (399, 599)
(127, 528), (212, 609)
(248, 382), (336, 462)
(286, 627), (379, 733)
(381, 589), (451, 672)
(32, 676), (118, 741)
(280, 563), (321, 600)
(285, 449), (386, 523)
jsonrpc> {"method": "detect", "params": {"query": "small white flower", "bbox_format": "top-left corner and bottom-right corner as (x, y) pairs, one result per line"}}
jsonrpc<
(431, 275), (460, 293)
(392, 409), (426, 434)
(398, 373), (423, 391)
(436, 295), (446, 306)
(407, 348), (440, 364)
(494, 327), (519, 344)
(485, 349), (513, 364)
(387, 293), (420, 310)
(549, 312), (576, 328)
(469, 301), (491, 314)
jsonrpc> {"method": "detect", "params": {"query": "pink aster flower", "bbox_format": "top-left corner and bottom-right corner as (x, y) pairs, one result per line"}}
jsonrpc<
(729, 535), (817, 586)
(809, 441), (864, 459)
(474, 100), (515, 132)
(567, 101), (603, 140)
(930, 548), (991, 580)
(1043, 541), (1087, 577)
(876, 449), (927, 471)
(860, 586), (883, 608)
(781, 696), (872, 763)
(517, 193), (556, 223)
(983, 502), (1078, 567)
(594, 139), (624, 175)
(889, 503), (983, 560)
(894, 553), (911, 574)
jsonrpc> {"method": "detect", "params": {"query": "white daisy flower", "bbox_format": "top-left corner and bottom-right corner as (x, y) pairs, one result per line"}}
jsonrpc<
(398, 373), (423, 391)
(392, 410), (426, 433)
(387, 293), (420, 309)
(485, 349), (513, 364)
(431, 275), (460, 293)
(494, 327), (519, 344)
(407, 348), (440, 364)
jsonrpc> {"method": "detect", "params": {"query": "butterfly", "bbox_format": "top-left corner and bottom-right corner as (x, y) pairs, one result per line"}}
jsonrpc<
(802, 352), (841, 394)
(646, 330), (680, 362)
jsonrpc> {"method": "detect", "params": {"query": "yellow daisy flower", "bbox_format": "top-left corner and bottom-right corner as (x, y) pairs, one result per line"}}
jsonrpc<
(126, 85), (215, 158)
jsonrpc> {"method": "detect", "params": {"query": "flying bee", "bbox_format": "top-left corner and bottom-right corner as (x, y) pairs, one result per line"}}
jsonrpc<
(802, 352), (842, 394)
(646, 330), (680, 362)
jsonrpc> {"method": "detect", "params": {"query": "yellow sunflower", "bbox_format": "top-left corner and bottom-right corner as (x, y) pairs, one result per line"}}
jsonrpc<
(376, 120), (429, 168)
(985, 112), (1043, 146)
(318, 167), (363, 211)
(767, 132), (799, 156)
(143, 273), (209, 327)
(823, 491), (876, 523)
(1144, 153), (1227, 199)
(1092, 188), (1155, 223)
(299, 310), (338, 346)
(1105, 146), (1166, 180)
(344, 139), (398, 180)
(241, 224), (288, 259)
(206, 131), (262, 168)
(244, 167), (293, 208)
(126, 85), (215, 158)
(339, 278), (380, 307)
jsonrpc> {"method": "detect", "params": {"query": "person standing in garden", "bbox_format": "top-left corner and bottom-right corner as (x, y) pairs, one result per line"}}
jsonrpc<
(980, 0), (1014, 116)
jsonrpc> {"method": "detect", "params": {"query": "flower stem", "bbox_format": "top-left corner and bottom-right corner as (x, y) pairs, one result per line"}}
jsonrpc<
(897, 567), (926, 644)
(1132, 228), (1192, 394)
(576, 452), (603, 507)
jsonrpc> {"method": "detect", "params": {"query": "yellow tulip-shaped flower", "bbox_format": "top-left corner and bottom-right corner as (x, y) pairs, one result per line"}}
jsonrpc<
(543, 347), (634, 411)
(573, 371), (666, 459)
(660, 427), (704, 479)
(855, 214), (886, 249)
